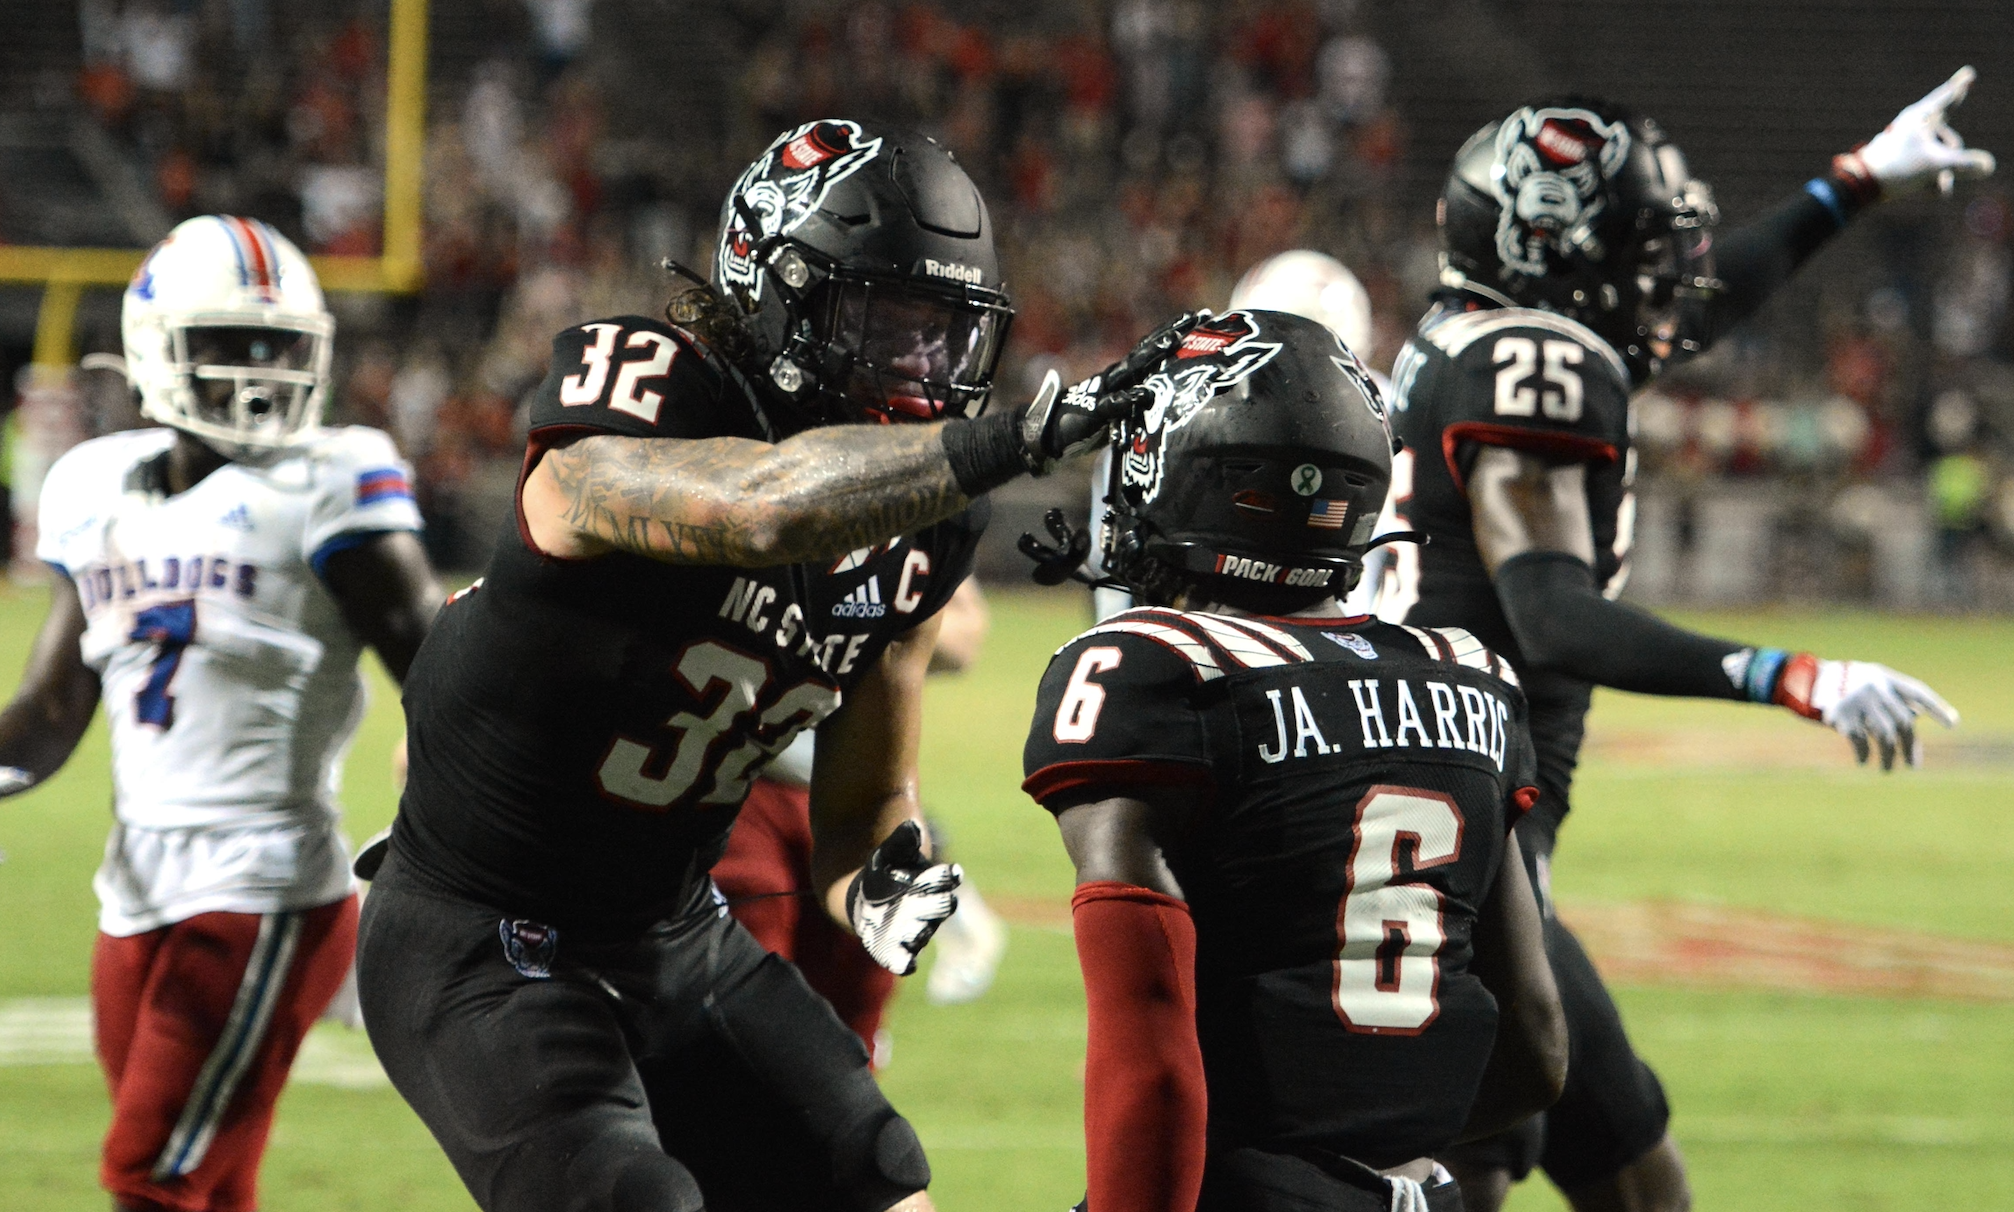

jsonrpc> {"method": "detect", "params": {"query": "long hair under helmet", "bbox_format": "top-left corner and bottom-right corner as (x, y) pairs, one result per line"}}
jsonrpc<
(122, 215), (334, 460)
(1438, 97), (1721, 380)
(712, 119), (1014, 428)
(1101, 309), (1396, 614)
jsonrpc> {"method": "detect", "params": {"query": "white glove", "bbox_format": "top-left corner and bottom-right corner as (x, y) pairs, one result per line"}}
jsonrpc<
(1388, 1176), (1430, 1212)
(1777, 654), (1960, 770)
(1843, 66), (1996, 196)
(846, 820), (961, 975)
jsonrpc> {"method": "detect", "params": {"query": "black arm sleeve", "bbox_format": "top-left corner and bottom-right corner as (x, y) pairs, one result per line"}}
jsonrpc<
(1685, 175), (1867, 351)
(1494, 550), (1749, 699)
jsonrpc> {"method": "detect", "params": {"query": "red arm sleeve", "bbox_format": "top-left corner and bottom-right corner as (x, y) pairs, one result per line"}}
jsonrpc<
(1072, 880), (1207, 1212)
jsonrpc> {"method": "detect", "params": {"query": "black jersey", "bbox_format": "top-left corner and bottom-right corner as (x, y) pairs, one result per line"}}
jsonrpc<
(1382, 300), (1634, 834)
(391, 316), (984, 931)
(1023, 608), (1537, 1168)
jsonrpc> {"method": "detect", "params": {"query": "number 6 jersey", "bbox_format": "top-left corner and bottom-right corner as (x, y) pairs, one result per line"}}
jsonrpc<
(390, 317), (983, 931)
(1023, 608), (1536, 1167)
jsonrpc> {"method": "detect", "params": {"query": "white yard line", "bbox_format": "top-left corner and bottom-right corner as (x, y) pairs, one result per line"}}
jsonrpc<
(0, 998), (388, 1087)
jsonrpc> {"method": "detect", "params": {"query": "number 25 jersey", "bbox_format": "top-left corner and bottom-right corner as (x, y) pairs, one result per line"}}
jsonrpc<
(1023, 608), (1537, 1167)
(1382, 302), (1635, 655)
(392, 317), (982, 931)
(1380, 301), (1634, 834)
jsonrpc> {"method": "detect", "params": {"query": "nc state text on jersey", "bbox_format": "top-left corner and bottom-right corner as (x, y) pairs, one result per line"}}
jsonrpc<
(73, 555), (259, 611)
(1258, 675), (1513, 771)
(717, 557), (931, 676)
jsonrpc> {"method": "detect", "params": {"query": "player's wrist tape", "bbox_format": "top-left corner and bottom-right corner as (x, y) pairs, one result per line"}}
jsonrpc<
(1813, 149), (1881, 221)
(941, 403), (1032, 497)
(1727, 645), (1792, 703)
(1771, 651), (1824, 719)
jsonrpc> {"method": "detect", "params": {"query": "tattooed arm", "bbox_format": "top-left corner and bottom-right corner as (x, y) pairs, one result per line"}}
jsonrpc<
(521, 423), (973, 566)
(519, 323), (1189, 568)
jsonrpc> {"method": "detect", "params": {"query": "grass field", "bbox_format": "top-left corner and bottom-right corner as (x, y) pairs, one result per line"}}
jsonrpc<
(0, 582), (2008, 1210)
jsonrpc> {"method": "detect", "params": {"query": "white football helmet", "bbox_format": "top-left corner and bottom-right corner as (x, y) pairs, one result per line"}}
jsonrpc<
(123, 215), (334, 459)
(1228, 249), (1375, 357)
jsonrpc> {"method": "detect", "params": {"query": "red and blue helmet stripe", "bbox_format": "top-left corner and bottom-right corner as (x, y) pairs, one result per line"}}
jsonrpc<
(215, 215), (284, 301)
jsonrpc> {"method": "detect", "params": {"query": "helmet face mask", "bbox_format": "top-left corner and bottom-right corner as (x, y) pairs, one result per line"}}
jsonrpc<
(712, 119), (1012, 428)
(125, 216), (334, 461)
(1100, 310), (1395, 614)
(793, 253), (1012, 423)
(171, 319), (331, 458)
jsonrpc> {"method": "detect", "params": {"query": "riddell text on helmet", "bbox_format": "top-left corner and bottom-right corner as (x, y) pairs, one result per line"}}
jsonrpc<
(1214, 554), (1334, 587)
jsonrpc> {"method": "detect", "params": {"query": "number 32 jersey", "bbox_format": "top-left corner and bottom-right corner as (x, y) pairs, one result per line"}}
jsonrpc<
(392, 317), (982, 931)
(1023, 608), (1536, 1167)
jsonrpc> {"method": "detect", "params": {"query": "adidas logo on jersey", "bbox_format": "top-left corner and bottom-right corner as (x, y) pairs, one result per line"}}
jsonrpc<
(219, 504), (253, 531)
(831, 577), (886, 618)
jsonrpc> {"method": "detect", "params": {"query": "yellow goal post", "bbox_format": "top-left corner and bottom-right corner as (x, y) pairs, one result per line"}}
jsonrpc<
(0, 0), (430, 371)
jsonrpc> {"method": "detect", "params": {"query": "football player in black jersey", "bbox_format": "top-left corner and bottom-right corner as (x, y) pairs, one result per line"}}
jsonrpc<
(352, 119), (1189, 1212)
(1376, 73), (1989, 1212)
(1022, 310), (1568, 1212)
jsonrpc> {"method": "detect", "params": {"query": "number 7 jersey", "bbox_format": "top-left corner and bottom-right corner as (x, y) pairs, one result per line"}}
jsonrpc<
(1023, 608), (1537, 1167)
(35, 426), (422, 834)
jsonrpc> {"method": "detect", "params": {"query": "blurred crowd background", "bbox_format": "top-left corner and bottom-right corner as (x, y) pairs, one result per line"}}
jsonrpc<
(1, 0), (2011, 608)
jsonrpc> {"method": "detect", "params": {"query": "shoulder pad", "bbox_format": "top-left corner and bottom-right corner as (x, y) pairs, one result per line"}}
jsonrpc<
(1419, 307), (1628, 387)
(1064, 607), (1323, 683)
(48, 429), (171, 488)
(1395, 623), (1521, 690)
(307, 424), (403, 467)
(529, 315), (726, 440)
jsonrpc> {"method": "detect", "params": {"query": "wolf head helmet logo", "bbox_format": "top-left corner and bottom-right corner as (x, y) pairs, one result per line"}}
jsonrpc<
(716, 120), (885, 302)
(1490, 107), (1632, 279)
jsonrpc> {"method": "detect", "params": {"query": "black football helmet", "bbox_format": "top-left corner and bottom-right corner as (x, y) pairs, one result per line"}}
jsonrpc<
(1100, 310), (1396, 613)
(1439, 97), (1721, 379)
(712, 119), (1014, 427)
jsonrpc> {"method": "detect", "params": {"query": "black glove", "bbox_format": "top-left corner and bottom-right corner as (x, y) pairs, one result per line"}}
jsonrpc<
(1100, 309), (1208, 394)
(1019, 311), (1207, 475)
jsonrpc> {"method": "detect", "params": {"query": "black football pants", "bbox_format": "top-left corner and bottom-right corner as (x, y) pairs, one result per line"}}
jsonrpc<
(1439, 814), (1671, 1189)
(355, 854), (929, 1212)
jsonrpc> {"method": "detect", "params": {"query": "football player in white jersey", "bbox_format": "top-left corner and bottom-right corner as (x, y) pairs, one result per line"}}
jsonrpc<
(0, 215), (440, 1212)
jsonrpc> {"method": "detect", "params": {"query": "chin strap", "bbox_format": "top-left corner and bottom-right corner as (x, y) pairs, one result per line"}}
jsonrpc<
(1018, 509), (1124, 589)
(80, 352), (130, 379)
(1355, 530), (1427, 553)
(1021, 517), (1428, 590)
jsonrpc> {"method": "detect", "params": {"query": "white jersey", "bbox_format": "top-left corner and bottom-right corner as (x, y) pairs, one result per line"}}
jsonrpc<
(36, 426), (422, 934)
